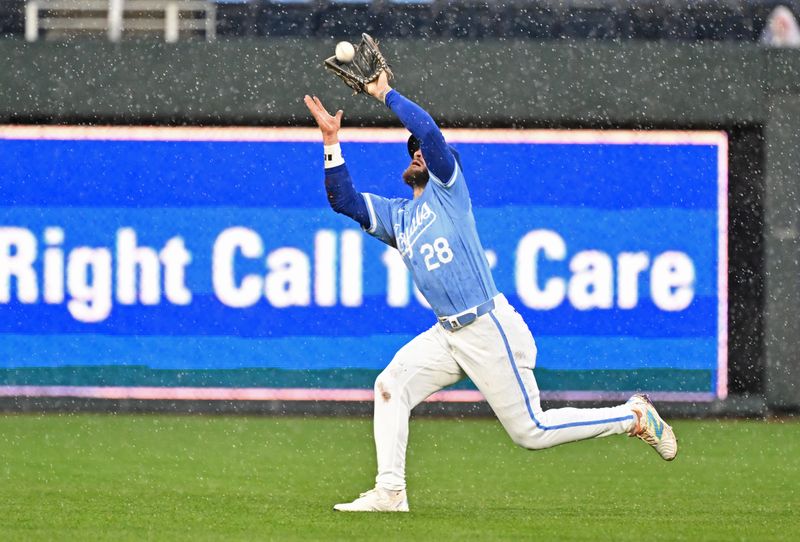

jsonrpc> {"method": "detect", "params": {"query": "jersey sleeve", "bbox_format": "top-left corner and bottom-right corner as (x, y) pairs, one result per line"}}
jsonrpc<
(361, 192), (405, 247)
(427, 158), (471, 215)
(427, 148), (461, 189)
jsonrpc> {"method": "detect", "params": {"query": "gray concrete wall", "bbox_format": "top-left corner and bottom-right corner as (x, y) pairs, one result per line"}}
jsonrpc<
(0, 39), (773, 126)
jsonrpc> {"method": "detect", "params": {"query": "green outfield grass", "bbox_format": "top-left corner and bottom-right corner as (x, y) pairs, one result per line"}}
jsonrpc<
(0, 414), (797, 541)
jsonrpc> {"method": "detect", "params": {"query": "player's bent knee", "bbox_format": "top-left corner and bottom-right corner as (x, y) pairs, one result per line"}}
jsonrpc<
(374, 372), (398, 404)
(508, 427), (550, 451)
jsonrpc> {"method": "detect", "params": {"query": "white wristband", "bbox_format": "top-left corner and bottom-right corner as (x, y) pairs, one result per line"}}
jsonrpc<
(323, 143), (345, 169)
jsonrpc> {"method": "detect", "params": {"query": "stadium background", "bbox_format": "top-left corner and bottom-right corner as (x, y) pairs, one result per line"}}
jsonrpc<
(0, 1), (798, 416)
(0, 2), (798, 541)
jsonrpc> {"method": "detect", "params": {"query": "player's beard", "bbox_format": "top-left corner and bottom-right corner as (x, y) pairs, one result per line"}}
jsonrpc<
(402, 166), (429, 189)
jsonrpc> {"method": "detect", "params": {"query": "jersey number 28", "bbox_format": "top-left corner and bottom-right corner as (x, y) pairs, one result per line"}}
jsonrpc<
(420, 237), (453, 271)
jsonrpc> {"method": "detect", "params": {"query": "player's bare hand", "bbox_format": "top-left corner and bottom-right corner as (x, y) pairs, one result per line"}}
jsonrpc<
(304, 95), (343, 145)
(366, 71), (392, 103)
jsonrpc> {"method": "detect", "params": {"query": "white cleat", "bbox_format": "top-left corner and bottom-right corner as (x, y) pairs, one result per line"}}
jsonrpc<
(627, 393), (678, 461)
(333, 487), (409, 512)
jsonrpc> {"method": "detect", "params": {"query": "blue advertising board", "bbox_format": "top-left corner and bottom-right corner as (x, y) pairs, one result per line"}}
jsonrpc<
(0, 126), (727, 402)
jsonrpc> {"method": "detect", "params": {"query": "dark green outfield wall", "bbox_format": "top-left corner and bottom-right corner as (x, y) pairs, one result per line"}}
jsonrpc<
(0, 38), (797, 409)
(0, 39), (785, 126)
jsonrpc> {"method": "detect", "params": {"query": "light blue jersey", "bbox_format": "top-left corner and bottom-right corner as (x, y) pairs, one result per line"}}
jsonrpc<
(318, 93), (647, 496)
(362, 160), (498, 318)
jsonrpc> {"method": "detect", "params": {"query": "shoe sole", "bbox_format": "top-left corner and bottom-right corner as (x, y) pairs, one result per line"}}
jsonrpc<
(333, 506), (409, 512)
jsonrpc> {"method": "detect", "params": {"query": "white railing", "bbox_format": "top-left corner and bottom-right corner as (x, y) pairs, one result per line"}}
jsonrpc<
(25, 0), (217, 42)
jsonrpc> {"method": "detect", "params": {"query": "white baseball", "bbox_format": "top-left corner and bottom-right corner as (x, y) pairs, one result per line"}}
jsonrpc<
(335, 41), (355, 64)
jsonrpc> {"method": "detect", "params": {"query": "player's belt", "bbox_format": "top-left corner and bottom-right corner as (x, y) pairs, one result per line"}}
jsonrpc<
(438, 298), (496, 332)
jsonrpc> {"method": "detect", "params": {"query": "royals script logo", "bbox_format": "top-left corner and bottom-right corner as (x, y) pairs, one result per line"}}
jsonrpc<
(395, 202), (437, 257)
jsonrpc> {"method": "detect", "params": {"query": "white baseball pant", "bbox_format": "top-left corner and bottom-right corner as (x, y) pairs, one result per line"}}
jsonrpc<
(373, 294), (636, 490)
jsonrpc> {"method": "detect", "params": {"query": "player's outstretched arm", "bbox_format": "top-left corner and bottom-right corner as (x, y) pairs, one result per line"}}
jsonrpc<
(303, 95), (369, 228)
(366, 72), (456, 184)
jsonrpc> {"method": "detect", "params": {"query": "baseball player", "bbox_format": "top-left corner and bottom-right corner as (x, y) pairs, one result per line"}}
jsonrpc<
(303, 71), (678, 513)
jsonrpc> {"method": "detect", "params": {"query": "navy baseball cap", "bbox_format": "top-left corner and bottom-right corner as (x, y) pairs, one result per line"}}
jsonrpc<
(407, 135), (420, 158)
(407, 134), (463, 169)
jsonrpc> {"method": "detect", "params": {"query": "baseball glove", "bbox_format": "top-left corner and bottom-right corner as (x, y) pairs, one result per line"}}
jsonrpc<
(324, 33), (393, 95)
